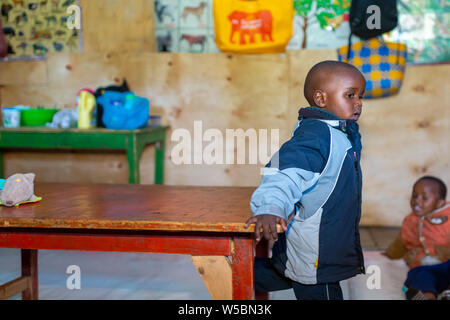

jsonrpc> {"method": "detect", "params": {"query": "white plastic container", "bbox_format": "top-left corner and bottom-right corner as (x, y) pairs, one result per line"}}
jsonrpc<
(2, 108), (21, 128)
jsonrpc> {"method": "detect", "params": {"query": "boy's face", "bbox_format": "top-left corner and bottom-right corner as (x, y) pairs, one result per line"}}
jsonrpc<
(410, 180), (445, 216)
(315, 71), (366, 121)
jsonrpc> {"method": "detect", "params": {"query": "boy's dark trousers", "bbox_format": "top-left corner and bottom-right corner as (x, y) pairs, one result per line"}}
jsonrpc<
(254, 257), (343, 300)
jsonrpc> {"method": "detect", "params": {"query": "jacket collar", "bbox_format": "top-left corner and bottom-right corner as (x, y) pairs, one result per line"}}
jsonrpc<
(298, 106), (362, 158)
(298, 106), (346, 130)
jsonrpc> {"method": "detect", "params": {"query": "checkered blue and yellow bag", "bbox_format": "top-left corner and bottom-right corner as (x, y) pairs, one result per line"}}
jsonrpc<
(337, 38), (407, 99)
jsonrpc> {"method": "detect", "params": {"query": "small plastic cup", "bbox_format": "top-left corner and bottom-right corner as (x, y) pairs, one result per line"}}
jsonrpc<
(2, 108), (21, 128)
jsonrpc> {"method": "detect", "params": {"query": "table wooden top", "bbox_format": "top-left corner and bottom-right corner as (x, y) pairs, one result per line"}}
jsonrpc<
(0, 183), (258, 233)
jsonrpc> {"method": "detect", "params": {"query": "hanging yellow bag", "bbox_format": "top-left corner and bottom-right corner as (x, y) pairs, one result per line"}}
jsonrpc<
(213, 0), (294, 54)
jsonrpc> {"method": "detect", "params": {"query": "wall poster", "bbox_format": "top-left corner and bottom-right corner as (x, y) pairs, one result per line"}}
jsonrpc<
(1, 0), (81, 60)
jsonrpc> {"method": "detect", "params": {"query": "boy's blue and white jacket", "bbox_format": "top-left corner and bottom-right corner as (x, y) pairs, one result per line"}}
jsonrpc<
(250, 107), (365, 285)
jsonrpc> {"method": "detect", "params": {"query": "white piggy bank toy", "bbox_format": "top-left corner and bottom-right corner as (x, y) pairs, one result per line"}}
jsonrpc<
(0, 173), (41, 207)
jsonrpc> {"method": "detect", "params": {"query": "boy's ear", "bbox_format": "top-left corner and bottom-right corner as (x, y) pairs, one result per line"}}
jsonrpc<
(313, 90), (327, 108)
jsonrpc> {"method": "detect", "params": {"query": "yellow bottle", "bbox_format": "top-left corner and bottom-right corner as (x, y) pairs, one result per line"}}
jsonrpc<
(78, 91), (96, 129)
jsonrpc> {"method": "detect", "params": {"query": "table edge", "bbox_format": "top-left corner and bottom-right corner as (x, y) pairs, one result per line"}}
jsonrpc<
(0, 218), (256, 233)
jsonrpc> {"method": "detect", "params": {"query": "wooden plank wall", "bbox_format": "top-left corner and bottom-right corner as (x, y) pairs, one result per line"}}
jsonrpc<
(0, 0), (448, 226)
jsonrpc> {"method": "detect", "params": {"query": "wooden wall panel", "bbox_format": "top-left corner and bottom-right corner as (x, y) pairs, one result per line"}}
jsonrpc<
(0, 86), (78, 109)
(4, 151), (128, 184)
(81, 0), (156, 53)
(4, 145), (156, 185)
(0, 60), (48, 86)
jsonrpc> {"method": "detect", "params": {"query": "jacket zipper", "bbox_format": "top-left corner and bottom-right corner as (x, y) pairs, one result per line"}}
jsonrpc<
(354, 151), (365, 274)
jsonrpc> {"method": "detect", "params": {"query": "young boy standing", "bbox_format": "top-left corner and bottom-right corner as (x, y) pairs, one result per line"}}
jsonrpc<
(245, 60), (366, 300)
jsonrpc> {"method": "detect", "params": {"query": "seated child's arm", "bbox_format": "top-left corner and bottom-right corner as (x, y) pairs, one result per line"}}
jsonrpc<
(435, 246), (450, 262)
(384, 230), (409, 259)
(403, 248), (421, 268)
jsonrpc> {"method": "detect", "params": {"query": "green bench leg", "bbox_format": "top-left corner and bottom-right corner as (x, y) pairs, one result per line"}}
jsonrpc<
(155, 138), (165, 185)
(127, 135), (141, 184)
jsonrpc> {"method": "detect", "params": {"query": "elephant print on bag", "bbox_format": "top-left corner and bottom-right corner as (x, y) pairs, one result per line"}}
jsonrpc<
(228, 10), (274, 45)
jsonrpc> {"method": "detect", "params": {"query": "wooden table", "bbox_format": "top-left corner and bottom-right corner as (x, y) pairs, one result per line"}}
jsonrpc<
(0, 183), (257, 300)
(0, 126), (169, 184)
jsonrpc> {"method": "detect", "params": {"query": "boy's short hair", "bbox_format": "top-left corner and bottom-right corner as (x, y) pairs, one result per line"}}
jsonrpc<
(415, 176), (447, 200)
(303, 60), (363, 105)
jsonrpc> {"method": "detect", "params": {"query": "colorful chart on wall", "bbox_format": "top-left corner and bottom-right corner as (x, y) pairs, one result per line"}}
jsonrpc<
(154, 0), (219, 53)
(385, 0), (449, 65)
(0, 0), (81, 60)
(287, 0), (352, 50)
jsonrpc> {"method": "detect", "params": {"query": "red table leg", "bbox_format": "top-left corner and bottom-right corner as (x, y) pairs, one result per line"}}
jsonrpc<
(231, 237), (254, 300)
(21, 249), (38, 300)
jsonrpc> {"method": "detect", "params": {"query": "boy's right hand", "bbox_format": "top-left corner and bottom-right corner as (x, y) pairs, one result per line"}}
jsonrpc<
(244, 214), (287, 243)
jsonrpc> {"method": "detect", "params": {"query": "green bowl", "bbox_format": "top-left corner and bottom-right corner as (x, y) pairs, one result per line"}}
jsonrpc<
(20, 109), (59, 127)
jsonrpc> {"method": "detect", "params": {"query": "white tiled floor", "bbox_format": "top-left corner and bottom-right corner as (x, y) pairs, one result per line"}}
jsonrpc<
(0, 248), (408, 300)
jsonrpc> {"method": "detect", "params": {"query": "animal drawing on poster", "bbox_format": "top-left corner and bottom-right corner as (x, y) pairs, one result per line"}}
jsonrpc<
(7, 43), (15, 54)
(50, 0), (60, 12)
(155, 0), (175, 24)
(14, 12), (28, 27)
(2, 26), (15, 37)
(12, 0), (25, 8)
(180, 34), (206, 52)
(30, 27), (52, 40)
(18, 41), (27, 55)
(0, 0), (80, 58)
(40, 0), (49, 11)
(45, 15), (57, 27)
(54, 29), (67, 38)
(33, 43), (48, 55)
(181, 2), (207, 23)
(66, 29), (78, 51)
(1, 4), (13, 21)
(157, 30), (173, 52)
(33, 16), (44, 27)
(53, 41), (63, 51)
(28, 3), (39, 11)
(60, 14), (76, 27)
(17, 30), (25, 40)
(62, 0), (76, 7)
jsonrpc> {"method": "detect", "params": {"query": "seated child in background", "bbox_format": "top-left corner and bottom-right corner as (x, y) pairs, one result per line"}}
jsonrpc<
(245, 60), (366, 300)
(385, 176), (450, 299)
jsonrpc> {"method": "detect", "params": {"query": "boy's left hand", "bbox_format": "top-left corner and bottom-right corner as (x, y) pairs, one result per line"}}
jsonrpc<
(244, 214), (287, 243)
